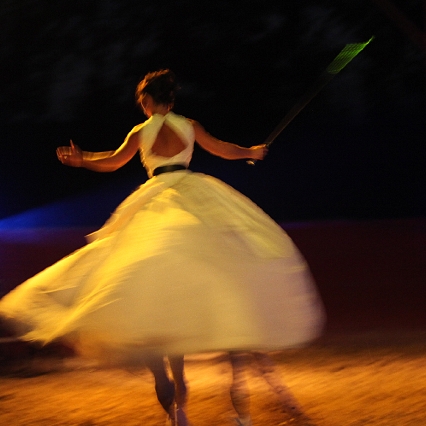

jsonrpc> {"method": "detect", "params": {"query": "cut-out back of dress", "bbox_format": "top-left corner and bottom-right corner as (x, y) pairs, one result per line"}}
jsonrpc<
(135, 112), (195, 177)
(151, 123), (186, 158)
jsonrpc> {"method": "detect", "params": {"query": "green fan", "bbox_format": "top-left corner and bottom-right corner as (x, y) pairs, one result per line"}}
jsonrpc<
(248, 37), (374, 165)
(327, 37), (374, 74)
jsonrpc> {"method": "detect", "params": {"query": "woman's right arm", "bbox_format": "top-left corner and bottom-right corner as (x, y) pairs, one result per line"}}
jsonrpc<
(57, 131), (140, 172)
(190, 120), (267, 161)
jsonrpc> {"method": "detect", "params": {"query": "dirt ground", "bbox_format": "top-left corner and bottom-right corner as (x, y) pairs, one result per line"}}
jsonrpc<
(1, 329), (426, 426)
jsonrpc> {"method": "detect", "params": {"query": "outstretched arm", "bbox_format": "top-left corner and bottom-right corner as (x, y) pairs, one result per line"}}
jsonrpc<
(191, 120), (267, 161)
(57, 132), (140, 172)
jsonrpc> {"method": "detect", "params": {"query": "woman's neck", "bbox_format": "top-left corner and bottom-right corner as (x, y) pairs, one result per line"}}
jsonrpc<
(151, 104), (171, 116)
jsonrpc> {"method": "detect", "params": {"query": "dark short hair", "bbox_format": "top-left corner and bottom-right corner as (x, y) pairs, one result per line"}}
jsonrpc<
(135, 69), (179, 107)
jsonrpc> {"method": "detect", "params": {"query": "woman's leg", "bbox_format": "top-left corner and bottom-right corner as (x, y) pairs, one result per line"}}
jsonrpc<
(145, 355), (175, 414)
(168, 355), (189, 426)
(229, 352), (252, 426)
(168, 355), (187, 408)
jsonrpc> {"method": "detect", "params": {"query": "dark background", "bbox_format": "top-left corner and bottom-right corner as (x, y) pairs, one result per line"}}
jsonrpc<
(1, 0), (425, 227)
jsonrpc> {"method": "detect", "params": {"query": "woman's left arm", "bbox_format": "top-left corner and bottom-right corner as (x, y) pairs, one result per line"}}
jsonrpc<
(57, 132), (140, 172)
(190, 120), (267, 161)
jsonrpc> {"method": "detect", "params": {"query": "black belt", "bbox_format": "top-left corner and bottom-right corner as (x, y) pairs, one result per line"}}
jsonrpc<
(153, 164), (188, 176)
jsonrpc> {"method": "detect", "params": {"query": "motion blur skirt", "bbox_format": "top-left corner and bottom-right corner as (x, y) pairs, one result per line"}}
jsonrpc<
(0, 171), (325, 366)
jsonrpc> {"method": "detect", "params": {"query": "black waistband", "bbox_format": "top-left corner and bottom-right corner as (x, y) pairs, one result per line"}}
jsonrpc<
(153, 164), (188, 176)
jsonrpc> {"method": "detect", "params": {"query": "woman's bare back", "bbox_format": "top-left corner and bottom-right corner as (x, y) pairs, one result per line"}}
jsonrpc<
(151, 123), (186, 158)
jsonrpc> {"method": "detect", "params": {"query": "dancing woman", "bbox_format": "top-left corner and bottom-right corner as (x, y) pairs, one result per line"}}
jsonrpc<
(0, 69), (324, 425)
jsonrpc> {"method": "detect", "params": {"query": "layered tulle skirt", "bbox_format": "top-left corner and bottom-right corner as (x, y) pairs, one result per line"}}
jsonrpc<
(0, 171), (325, 365)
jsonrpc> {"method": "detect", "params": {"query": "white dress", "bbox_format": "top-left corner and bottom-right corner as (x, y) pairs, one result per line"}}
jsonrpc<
(0, 112), (325, 366)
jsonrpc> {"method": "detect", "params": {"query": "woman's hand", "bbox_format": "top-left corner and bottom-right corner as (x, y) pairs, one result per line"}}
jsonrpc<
(248, 144), (268, 161)
(56, 140), (83, 167)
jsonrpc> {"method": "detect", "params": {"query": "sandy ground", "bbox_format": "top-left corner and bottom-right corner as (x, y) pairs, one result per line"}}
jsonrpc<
(1, 330), (426, 426)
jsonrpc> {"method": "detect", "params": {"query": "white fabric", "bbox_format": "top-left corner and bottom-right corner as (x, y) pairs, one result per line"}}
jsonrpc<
(0, 114), (325, 366)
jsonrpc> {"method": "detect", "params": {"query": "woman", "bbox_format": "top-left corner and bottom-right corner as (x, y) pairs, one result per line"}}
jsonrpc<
(0, 69), (324, 425)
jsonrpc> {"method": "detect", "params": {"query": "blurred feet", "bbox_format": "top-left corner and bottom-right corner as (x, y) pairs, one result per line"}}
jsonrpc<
(166, 404), (189, 426)
(234, 416), (253, 426)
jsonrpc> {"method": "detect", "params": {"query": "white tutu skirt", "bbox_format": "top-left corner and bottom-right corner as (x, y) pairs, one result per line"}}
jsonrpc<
(0, 171), (325, 366)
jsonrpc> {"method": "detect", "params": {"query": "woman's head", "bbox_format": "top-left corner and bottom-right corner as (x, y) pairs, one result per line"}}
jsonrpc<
(135, 69), (179, 110)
